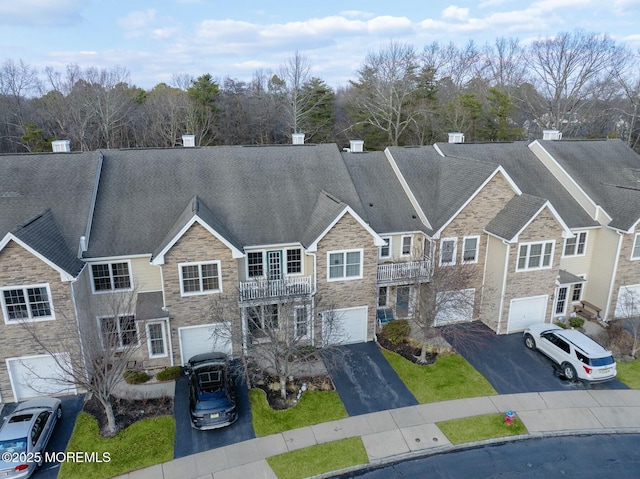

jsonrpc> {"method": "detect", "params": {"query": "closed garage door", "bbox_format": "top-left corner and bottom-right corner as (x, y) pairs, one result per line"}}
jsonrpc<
(434, 289), (475, 326)
(7, 353), (76, 402)
(614, 284), (640, 318)
(179, 323), (232, 365)
(323, 306), (368, 345)
(507, 295), (548, 333)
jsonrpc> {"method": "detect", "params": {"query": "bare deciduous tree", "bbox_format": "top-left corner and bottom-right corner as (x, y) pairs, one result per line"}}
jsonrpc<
(615, 286), (640, 359)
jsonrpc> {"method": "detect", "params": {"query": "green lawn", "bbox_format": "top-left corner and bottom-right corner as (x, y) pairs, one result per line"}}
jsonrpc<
(437, 413), (527, 444)
(58, 412), (175, 479)
(267, 438), (368, 479)
(250, 389), (348, 436)
(616, 358), (640, 388)
(381, 349), (497, 403)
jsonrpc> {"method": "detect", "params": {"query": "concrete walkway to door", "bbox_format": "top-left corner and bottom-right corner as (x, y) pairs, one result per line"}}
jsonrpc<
(322, 342), (418, 416)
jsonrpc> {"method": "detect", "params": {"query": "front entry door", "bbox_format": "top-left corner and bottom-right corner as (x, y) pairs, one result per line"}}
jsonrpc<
(267, 251), (282, 280)
(396, 286), (411, 317)
(555, 286), (568, 316)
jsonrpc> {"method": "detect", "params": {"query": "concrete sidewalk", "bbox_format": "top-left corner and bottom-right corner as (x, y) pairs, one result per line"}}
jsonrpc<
(114, 389), (640, 479)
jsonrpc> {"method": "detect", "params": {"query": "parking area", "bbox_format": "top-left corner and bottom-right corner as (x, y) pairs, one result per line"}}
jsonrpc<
(323, 342), (418, 416)
(173, 364), (255, 459)
(441, 322), (628, 394)
(0, 394), (85, 479)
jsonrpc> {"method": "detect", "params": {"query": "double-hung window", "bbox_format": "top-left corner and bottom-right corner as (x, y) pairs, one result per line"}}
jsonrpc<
(439, 238), (457, 266)
(517, 241), (554, 271)
(462, 236), (479, 263)
(91, 262), (132, 292)
(328, 249), (362, 281)
(294, 306), (309, 338)
(563, 232), (587, 257)
(379, 238), (391, 259)
(247, 252), (264, 278)
(286, 248), (302, 274)
(179, 261), (221, 295)
(1, 284), (54, 323)
(100, 315), (137, 349)
(401, 236), (412, 256)
(146, 321), (167, 357)
(632, 234), (640, 260)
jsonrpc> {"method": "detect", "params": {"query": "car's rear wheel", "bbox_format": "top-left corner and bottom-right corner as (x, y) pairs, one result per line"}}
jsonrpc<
(562, 363), (577, 381)
(524, 334), (536, 350)
(56, 405), (62, 419)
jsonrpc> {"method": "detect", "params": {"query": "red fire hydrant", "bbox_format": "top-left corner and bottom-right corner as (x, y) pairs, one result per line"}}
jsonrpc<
(504, 410), (515, 425)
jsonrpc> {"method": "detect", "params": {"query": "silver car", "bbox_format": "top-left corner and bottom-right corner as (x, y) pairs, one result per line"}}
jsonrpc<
(0, 397), (62, 478)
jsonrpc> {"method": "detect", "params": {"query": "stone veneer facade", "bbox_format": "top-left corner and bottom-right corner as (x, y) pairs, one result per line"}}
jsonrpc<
(0, 241), (81, 402)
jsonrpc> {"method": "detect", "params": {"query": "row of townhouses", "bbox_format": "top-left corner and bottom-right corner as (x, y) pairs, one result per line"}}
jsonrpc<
(1, 133), (639, 403)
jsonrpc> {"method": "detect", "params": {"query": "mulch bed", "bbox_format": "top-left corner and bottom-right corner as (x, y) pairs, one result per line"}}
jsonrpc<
(377, 336), (437, 365)
(83, 394), (174, 436)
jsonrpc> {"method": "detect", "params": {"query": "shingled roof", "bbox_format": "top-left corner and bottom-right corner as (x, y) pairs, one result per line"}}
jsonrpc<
(86, 144), (369, 257)
(536, 139), (640, 231)
(485, 194), (548, 242)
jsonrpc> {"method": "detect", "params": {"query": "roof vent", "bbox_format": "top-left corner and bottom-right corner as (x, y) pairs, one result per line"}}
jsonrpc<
(349, 140), (364, 153)
(543, 130), (562, 141)
(292, 133), (305, 145)
(52, 140), (71, 152)
(448, 132), (464, 144)
(182, 134), (196, 147)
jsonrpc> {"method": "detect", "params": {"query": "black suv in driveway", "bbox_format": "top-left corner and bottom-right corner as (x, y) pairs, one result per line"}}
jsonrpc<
(185, 353), (238, 430)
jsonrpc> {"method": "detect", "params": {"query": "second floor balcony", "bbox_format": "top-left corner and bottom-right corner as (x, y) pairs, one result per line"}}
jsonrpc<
(239, 276), (313, 303)
(377, 259), (431, 285)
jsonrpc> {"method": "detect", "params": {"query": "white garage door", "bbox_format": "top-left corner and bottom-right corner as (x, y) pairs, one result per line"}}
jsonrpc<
(6, 353), (76, 402)
(323, 306), (368, 345)
(614, 284), (640, 318)
(179, 323), (232, 365)
(507, 295), (548, 333)
(434, 289), (475, 326)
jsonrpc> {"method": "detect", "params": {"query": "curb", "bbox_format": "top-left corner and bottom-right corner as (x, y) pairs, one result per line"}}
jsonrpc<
(312, 428), (640, 478)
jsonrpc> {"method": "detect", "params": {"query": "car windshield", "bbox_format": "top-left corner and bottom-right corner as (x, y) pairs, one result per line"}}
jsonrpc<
(589, 356), (615, 367)
(0, 438), (27, 455)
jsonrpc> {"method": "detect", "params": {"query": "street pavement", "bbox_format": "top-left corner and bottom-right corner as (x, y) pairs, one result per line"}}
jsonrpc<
(113, 388), (640, 479)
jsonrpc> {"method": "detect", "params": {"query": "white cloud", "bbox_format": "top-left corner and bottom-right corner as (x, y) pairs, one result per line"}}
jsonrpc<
(152, 27), (181, 41)
(117, 9), (157, 38)
(339, 10), (375, 19)
(442, 6), (470, 21)
(0, 0), (87, 26)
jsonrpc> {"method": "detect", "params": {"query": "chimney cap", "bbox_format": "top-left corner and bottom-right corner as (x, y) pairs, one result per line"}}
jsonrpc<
(292, 133), (305, 145)
(542, 130), (562, 140)
(182, 134), (196, 147)
(448, 132), (465, 143)
(52, 140), (71, 152)
(349, 139), (364, 153)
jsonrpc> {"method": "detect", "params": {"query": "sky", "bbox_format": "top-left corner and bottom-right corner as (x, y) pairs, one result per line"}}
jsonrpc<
(1, 0), (640, 90)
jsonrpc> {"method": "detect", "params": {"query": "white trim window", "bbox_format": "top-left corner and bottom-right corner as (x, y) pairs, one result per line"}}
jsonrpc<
(146, 321), (168, 358)
(632, 234), (640, 260)
(517, 241), (554, 271)
(439, 238), (457, 266)
(379, 237), (391, 259)
(286, 248), (302, 275)
(462, 236), (479, 263)
(247, 251), (264, 278)
(247, 304), (279, 333)
(179, 261), (222, 296)
(1, 284), (55, 323)
(328, 249), (363, 281)
(563, 231), (587, 257)
(99, 314), (138, 349)
(91, 261), (132, 293)
(294, 306), (310, 339)
(401, 236), (412, 256)
(572, 281), (584, 302)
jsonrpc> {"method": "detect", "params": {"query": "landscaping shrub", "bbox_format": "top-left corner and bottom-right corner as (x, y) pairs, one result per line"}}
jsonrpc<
(569, 316), (585, 329)
(123, 370), (151, 385)
(379, 320), (411, 346)
(156, 366), (181, 381)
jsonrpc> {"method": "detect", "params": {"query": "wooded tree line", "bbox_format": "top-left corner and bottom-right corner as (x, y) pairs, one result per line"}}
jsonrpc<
(2, 30), (640, 154)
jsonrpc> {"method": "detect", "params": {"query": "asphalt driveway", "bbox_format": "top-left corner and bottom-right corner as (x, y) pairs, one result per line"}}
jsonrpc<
(441, 322), (628, 394)
(173, 364), (255, 459)
(1, 394), (85, 479)
(322, 342), (418, 416)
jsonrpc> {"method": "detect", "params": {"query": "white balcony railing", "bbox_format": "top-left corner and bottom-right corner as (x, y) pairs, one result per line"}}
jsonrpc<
(377, 260), (431, 284)
(239, 276), (313, 301)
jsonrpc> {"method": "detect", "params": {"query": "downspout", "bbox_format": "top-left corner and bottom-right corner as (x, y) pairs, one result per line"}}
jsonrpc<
(156, 262), (174, 366)
(496, 241), (510, 334)
(604, 231), (624, 320)
(305, 251), (317, 347)
(70, 271), (88, 392)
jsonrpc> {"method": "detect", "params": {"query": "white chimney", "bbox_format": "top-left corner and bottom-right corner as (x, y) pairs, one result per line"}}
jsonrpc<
(349, 140), (364, 153)
(292, 133), (305, 145)
(543, 130), (562, 140)
(182, 134), (196, 147)
(448, 132), (465, 144)
(52, 140), (71, 152)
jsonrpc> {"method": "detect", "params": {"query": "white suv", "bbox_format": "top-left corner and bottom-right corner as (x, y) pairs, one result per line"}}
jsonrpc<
(524, 323), (617, 382)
